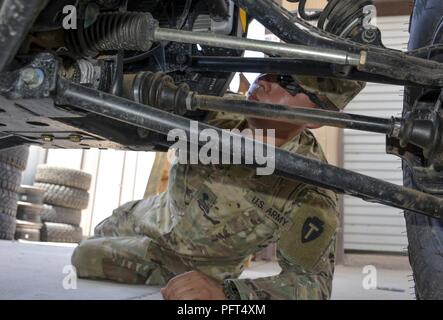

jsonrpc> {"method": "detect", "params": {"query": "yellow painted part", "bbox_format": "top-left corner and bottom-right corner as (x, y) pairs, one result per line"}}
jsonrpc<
(240, 9), (247, 33)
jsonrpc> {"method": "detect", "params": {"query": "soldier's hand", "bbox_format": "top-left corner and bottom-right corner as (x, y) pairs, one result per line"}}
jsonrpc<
(160, 270), (226, 300)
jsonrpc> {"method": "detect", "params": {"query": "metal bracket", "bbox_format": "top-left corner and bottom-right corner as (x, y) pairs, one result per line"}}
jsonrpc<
(0, 53), (59, 100)
(387, 90), (443, 194)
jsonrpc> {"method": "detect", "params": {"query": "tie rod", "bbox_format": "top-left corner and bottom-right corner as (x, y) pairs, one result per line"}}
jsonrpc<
(56, 78), (443, 220)
(122, 71), (434, 153)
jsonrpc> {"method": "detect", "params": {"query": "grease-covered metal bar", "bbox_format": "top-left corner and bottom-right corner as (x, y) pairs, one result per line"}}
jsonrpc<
(56, 79), (443, 220)
(188, 56), (419, 87)
(231, 0), (443, 87)
(154, 28), (363, 67)
(190, 94), (401, 137)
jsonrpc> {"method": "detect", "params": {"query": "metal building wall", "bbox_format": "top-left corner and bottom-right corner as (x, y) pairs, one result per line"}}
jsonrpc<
(343, 16), (410, 253)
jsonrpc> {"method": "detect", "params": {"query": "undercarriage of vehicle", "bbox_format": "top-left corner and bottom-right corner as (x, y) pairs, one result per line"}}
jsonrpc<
(1, 0), (443, 223)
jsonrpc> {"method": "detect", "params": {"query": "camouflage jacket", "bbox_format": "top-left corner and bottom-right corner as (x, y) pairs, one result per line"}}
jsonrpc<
(123, 113), (339, 300)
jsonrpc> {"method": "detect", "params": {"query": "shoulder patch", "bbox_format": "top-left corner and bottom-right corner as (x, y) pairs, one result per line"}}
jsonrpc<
(278, 197), (338, 270)
(301, 217), (324, 243)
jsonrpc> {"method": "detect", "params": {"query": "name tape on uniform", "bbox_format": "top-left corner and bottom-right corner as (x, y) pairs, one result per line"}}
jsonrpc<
(245, 193), (293, 231)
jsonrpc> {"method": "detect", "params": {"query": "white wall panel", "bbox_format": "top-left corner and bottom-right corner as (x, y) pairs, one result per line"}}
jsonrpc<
(88, 150), (125, 231)
(343, 16), (410, 253)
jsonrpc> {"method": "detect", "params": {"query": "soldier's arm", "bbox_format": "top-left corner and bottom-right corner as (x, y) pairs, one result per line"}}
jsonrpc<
(223, 187), (339, 300)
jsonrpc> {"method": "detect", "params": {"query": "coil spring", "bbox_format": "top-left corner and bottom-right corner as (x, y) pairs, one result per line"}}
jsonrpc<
(318, 0), (374, 37)
(66, 12), (157, 57)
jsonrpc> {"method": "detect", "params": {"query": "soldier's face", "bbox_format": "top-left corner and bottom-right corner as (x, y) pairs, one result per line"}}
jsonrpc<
(247, 77), (322, 130)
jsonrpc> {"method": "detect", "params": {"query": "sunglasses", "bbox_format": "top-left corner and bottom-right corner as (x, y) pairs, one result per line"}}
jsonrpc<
(256, 74), (339, 112)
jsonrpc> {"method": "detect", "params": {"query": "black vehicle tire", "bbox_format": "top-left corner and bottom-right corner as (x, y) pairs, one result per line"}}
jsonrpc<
(40, 204), (55, 219)
(0, 162), (23, 193)
(35, 166), (92, 191)
(14, 220), (42, 242)
(0, 145), (29, 171)
(16, 202), (43, 223)
(0, 188), (19, 217)
(18, 185), (45, 204)
(34, 183), (90, 210)
(41, 222), (82, 243)
(0, 213), (16, 240)
(403, 1), (443, 299)
(41, 205), (82, 226)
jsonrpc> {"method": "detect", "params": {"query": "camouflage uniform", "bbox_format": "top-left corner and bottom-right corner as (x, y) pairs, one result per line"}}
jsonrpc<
(293, 75), (365, 111)
(72, 114), (340, 300)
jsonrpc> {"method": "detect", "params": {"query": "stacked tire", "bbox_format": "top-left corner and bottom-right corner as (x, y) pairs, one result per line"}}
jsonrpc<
(34, 165), (91, 243)
(15, 186), (46, 241)
(0, 146), (30, 240)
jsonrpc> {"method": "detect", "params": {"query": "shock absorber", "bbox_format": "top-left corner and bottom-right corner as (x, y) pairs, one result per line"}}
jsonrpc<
(66, 12), (158, 57)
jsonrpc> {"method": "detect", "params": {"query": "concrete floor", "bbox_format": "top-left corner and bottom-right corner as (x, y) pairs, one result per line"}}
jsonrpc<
(0, 240), (414, 300)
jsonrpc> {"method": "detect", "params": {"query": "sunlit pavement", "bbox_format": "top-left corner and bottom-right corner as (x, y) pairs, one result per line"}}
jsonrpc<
(0, 240), (413, 300)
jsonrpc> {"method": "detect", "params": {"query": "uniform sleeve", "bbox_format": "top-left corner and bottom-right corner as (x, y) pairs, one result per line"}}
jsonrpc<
(223, 187), (339, 300)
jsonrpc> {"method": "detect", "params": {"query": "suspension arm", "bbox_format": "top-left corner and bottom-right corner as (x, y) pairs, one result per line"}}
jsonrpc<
(153, 28), (363, 67)
(56, 79), (443, 220)
(188, 56), (423, 87)
(152, 26), (443, 87)
(229, 0), (443, 87)
(66, 6), (443, 87)
(188, 94), (441, 167)
(189, 94), (400, 137)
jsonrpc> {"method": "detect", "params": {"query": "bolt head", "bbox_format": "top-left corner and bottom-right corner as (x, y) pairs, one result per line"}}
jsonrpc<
(21, 68), (44, 88)
(41, 134), (54, 142)
(69, 135), (82, 143)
